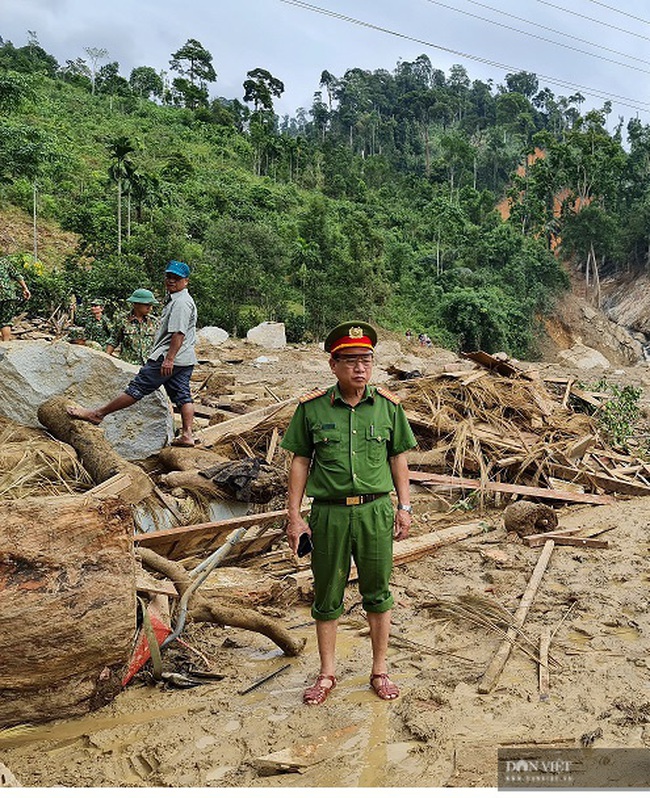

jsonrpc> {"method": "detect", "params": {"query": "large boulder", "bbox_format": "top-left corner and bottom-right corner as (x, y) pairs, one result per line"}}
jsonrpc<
(0, 341), (173, 460)
(196, 326), (229, 348)
(558, 342), (611, 370)
(246, 322), (286, 349)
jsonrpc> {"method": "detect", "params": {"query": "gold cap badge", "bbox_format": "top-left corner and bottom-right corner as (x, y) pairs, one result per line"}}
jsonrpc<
(349, 326), (363, 338)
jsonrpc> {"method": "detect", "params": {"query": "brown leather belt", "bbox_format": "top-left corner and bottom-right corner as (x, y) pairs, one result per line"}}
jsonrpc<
(313, 493), (388, 506)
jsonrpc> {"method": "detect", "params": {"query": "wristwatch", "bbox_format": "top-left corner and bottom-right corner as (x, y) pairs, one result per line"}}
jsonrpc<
(397, 503), (413, 514)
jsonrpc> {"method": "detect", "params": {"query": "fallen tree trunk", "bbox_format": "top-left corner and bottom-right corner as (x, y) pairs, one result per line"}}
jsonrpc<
(157, 446), (229, 473)
(37, 396), (154, 503)
(159, 470), (227, 499)
(138, 547), (306, 656)
(0, 494), (136, 726)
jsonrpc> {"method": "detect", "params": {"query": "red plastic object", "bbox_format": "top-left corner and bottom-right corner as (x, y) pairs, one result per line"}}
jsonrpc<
(121, 614), (172, 686)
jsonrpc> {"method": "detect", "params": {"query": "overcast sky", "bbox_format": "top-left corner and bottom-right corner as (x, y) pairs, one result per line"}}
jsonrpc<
(3, 0), (650, 134)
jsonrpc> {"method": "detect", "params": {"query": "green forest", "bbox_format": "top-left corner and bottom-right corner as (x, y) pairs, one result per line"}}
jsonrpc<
(2, 32), (650, 356)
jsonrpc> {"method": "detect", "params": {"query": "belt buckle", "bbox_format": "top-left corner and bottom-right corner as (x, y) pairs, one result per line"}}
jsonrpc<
(346, 496), (362, 506)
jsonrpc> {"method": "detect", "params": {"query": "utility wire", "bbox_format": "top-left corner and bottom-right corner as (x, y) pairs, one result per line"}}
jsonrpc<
(585, 0), (650, 27)
(424, 0), (650, 75)
(536, 0), (650, 43)
(459, 0), (650, 68)
(279, 0), (650, 114)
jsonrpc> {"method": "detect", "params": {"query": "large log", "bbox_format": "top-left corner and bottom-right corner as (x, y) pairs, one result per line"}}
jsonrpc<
(37, 395), (154, 503)
(0, 494), (136, 726)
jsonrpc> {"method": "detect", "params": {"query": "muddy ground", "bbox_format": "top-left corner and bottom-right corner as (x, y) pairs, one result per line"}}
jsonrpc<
(1, 330), (649, 789)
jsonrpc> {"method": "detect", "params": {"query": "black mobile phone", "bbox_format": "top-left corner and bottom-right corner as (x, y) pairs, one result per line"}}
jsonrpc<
(297, 532), (313, 557)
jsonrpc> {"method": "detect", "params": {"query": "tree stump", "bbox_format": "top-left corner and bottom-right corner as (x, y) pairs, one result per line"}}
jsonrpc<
(0, 494), (136, 726)
(503, 500), (558, 539)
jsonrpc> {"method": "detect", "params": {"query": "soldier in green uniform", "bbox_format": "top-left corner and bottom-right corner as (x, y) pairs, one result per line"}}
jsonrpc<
(73, 299), (112, 349)
(281, 321), (417, 705)
(106, 288), (159, 365)
(0, 254), (31, 342)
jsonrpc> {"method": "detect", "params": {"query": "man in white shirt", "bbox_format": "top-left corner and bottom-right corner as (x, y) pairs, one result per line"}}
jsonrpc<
(67, 260), (198, 447)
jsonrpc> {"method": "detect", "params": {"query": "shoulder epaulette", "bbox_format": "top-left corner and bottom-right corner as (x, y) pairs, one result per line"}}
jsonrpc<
(376, 386), (402, 404)
(298, 387), (328, 404)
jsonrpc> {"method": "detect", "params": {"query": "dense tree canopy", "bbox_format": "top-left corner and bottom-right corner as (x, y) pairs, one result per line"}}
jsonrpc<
(0, 34), (645, 355)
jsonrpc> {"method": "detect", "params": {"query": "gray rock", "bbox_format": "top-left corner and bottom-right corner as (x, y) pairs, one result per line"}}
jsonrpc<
(558, 342), (611, 370)
(196, 326), (229, 347)
(0, 340), (173, 461)
(246, 322), (286, 349)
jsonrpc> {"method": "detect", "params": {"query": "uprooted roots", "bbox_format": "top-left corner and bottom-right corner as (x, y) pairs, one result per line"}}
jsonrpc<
(137, 547), (306, 657)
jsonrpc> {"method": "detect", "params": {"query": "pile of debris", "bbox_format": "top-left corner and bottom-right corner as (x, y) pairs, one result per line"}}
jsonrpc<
(398, 352), (650, 504)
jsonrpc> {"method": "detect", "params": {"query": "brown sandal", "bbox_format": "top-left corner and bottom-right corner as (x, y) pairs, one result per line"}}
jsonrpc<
(303, 674), (336, 705)
(370, 672), (400, 700)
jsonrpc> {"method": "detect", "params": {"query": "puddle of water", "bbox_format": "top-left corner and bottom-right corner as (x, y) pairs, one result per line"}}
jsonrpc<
(0, 704), (190, 750)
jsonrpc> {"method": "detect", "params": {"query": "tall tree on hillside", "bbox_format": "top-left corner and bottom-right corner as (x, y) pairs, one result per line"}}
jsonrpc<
(243, 68), (285, 112)
(129, 66), (163, 100)
(107, 135), (135, 255)
(84, 47), (108, 94)
(169, 39), (216, 108)
(243, 68), (285, 175)
(319, 70), (338, 110)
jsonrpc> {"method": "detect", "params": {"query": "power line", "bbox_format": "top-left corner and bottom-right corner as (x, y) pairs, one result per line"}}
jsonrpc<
(459, 0), (650, 68)
(279, 0), (650, 114)
(536, 0), (650, 43)
(424, 0), (650, 75)
(585, 0), (650, 27)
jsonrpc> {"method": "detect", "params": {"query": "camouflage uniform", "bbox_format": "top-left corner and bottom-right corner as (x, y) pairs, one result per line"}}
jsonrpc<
(0, 255), (25, 327)
(106, 312), (158, 365)
(73, 310), (113, 347)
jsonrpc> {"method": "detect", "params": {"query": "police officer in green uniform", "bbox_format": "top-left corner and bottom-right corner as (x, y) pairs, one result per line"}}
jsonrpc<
(106, 288), (159, 365)
(282, 321), (417, 705)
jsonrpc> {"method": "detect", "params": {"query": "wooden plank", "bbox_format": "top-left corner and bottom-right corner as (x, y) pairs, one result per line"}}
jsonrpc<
(561, 378), (575, 409)
(87, 472), (133, 498)
(254, 724), (359, 775)
(523, 525), (615, 547)
(461, 350), (527, 378)
(566, 434), (596, 462)
(525, 534), (608, 549)
(199, 398), (296, 446)
(547, 463), (650, 497)
(478, 540), (555, 694)
(569, 387), (602, 409)
(409, 470), (616, 505)
(460, 370), (488, 386)
(134, 508), (308, 559)
(266, 427), (280, 465)
(546, 477), (584, 494)
(539, 629), (551, 701)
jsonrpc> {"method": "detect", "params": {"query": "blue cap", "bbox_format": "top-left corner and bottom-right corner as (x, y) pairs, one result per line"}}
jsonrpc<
(165, 260), (190, 278)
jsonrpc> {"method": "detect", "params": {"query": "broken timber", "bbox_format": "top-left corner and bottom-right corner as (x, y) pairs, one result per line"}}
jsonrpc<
(409, 470), (615, 505)
(134, 508), (308, 559)
(478, 539), (555, 694)
(199, 398), (296, 447)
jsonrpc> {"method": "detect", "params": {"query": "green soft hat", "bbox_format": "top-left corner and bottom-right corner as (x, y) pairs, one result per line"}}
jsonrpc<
(324, 320), (378, 354)
(127, 288), (158, 304)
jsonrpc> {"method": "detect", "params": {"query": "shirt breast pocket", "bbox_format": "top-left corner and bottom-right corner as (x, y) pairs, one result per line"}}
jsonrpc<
(365, 426), (390, 464)
(313, 429), (342, 462)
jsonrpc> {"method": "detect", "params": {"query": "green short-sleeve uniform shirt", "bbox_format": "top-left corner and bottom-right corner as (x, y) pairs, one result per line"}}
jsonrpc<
(107, 312), (158, 365)
(281, 384), (417, 499)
